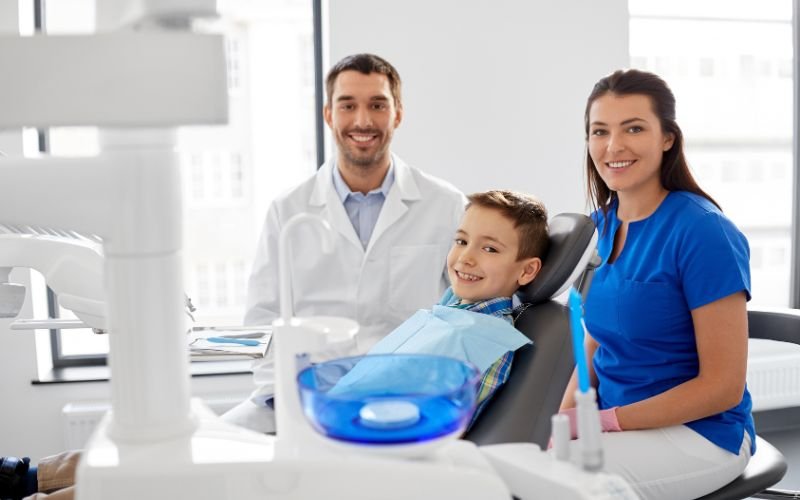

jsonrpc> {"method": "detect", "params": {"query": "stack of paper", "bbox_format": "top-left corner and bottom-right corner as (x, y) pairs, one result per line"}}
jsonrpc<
(188, 326), (271, 361)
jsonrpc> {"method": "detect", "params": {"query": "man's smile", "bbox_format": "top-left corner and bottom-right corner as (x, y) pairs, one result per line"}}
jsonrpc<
(346, 130), (380, 147)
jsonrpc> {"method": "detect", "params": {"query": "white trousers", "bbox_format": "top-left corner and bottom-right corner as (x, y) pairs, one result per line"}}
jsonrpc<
(570, 425), (751, 500)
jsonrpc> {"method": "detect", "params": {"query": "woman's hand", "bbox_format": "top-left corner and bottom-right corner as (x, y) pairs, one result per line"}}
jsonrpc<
(558, 406), (622, 439)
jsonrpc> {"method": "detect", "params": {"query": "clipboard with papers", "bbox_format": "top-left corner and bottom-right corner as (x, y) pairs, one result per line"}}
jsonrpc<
(188, 326), (272, 361)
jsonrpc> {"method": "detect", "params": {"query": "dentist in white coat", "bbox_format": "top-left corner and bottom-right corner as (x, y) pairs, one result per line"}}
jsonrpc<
(222, 53), (466, 433)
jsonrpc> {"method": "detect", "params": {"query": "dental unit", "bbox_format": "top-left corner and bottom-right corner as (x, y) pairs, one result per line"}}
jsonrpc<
(0, 1), (639, 498)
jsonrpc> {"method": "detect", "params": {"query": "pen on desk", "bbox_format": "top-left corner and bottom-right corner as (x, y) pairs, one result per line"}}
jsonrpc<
(216, 331), (266, 339)
(206, 336), (261, 347)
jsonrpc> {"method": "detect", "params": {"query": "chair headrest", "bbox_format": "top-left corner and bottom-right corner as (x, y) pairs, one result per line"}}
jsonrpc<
(515, 213), (597, 305)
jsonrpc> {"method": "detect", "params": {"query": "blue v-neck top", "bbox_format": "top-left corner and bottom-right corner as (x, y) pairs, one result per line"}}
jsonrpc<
(585, 191), (755, 455)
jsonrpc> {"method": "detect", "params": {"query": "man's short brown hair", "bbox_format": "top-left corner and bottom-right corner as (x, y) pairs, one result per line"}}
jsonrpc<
(325, 53), (402, 106)
(466, 190), (550, 261)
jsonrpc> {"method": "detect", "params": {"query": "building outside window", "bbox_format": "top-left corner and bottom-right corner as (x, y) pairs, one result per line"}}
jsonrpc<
(629, 0), (794, 306)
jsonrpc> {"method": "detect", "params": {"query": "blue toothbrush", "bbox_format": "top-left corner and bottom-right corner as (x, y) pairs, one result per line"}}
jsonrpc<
(568, 287), (590, 393)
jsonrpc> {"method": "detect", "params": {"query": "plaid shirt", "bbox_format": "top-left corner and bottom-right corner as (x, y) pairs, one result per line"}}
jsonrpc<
(444, 293), (516, 428)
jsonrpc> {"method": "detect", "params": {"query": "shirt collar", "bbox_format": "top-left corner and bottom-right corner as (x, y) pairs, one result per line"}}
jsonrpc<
(332, 159), (395, 203)
(442, 290), (514, 322)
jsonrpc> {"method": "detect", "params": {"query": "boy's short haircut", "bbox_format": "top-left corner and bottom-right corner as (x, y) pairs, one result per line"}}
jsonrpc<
(325, 53), (402, 106)
(466, 190), (550, 261)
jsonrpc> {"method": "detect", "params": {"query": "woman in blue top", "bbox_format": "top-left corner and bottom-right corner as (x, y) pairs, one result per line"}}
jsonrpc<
(559, 69), (754, 500)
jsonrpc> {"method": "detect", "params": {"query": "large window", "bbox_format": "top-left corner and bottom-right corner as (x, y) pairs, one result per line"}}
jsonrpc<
(21, 0), (319, 366)
(629, 0), (795, 307)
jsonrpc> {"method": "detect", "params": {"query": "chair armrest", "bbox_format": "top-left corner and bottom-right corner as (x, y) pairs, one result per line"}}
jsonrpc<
(748, 307), (800, 345)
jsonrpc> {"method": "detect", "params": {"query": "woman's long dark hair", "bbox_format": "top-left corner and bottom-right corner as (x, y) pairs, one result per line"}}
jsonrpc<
(584, 69), (719, 219)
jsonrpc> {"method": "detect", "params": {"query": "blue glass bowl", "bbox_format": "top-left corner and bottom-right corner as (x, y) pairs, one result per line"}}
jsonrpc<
(296, 354), (480, 445)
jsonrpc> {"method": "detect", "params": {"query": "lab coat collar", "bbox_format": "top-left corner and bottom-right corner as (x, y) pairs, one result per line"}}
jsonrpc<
(390, 154), (422, 201)
(331, 159), (396, 203)
(310, 160), (362, 249)
(367, 155), (421, 253)
(309, 153), (420, 206)
(309, 154), (421, 254)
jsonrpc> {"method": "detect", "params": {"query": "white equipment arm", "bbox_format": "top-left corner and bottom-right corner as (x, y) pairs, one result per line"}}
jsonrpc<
(0, 230), (105, 329)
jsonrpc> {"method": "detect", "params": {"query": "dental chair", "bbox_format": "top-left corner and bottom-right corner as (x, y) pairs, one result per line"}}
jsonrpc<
(465, 213), (799, 499)
(464, 212), (597, 448)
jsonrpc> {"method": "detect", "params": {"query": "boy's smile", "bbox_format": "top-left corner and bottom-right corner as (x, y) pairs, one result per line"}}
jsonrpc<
(454, 270), (482, 282)
(447, 205), (540, 304)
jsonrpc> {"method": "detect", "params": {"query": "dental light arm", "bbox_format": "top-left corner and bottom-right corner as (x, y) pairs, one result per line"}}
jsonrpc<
(0, 231), (106, 329)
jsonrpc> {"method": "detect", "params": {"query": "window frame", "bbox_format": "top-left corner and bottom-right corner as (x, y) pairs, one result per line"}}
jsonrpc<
(792, 0), (800, 309)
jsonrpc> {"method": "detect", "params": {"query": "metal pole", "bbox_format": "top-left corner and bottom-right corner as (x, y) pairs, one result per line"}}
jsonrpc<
(313, 0), (326, 169)
(792, 0), (800, 308)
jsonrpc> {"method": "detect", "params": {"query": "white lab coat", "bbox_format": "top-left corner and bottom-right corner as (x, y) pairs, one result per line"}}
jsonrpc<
(234, 155), (465, 426)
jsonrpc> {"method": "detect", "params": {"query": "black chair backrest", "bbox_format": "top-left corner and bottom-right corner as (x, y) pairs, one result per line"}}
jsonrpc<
(464, 213), (597, 448)
(516, 213), (598, 304)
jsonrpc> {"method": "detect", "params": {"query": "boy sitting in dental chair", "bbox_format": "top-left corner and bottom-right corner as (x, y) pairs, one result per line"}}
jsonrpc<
(359, 190), (549, 425)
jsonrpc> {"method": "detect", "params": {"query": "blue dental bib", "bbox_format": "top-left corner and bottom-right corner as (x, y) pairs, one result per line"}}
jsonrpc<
(369, 306), (531, 373)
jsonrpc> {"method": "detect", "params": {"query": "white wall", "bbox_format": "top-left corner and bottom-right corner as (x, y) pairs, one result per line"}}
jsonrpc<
(327, 0), (630, 216)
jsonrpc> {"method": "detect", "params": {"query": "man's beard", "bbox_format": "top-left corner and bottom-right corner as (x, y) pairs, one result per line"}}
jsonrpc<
(341, 146), (386, 169)
(337, 129), (390, 170)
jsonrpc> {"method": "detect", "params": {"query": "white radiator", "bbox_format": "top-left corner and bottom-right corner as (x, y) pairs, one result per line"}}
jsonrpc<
(62, 401), (110, 450)
(747, 339), (800, 412)
(62, 396), (245, 449)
